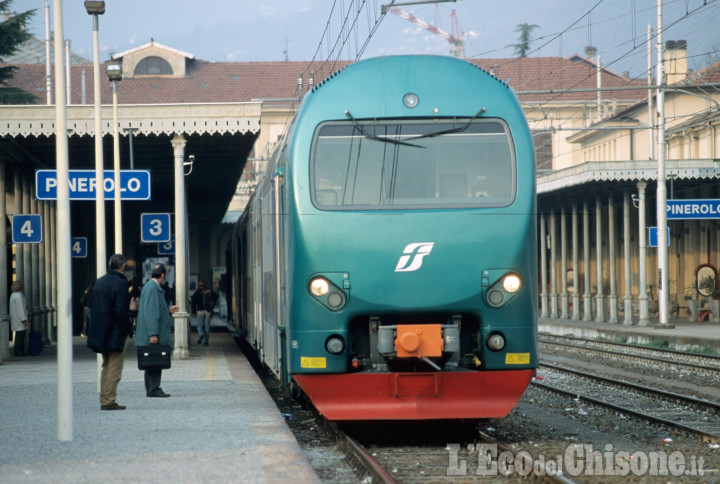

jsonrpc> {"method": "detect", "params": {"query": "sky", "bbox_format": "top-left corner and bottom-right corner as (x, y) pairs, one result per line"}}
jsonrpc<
(18, 0), (720, 79)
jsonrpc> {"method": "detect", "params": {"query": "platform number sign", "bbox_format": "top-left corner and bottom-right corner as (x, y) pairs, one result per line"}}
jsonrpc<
(12, 214), (43, 244)
(158, 235), (175, 255)
(71, 237), (88, 258)
(141, 213), (171, 243)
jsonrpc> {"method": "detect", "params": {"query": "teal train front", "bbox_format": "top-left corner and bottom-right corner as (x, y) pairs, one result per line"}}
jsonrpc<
(231, 55), (538, 420)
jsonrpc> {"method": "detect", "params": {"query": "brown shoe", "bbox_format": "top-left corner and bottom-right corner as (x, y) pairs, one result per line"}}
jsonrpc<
(101, 402), (126, 410)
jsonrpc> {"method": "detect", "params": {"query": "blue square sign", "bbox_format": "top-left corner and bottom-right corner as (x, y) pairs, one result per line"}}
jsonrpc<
(141, 213), (171, 243)
(71, 237), (88, 258)
(12, 214), (43, 244)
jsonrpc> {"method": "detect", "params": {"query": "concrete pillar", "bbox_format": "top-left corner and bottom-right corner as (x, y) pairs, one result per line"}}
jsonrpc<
(50, 203), (57, 334)
(30, 187), (41, 333)
(638, 182), (649, 326)
(44, 201), (53, 342)
(0, 159), (9, 361)
(38, 199), (48, 344)
(571, 203), (580, 320)
(22, 177), (32, 353)
(14, 171), (24, 297)
(549, 211), (558, 318)
(560, 207), (569, 319)
(583, 201), (592, 321)
(623, 192), (634, 325)
(595, 197), (605, 322)
(608, 196), (618, 323)
(171, 134), (189, 359)
(539, 212), (548, 317)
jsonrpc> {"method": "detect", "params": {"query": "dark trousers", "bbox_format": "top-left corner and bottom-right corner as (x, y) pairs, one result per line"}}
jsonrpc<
(144, 369), (163, 395)
(14, 330), (27, 355)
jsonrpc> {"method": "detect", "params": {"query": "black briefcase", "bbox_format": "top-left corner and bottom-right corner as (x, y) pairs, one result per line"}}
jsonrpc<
(137, 344), (172, 370)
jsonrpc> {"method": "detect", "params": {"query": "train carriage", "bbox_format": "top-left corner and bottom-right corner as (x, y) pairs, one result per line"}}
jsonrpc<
(231, 55), (538, 420)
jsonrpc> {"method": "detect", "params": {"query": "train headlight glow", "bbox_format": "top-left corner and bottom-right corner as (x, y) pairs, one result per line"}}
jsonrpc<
(485, 270), (524, 308)
(308, 274), (348, 311)
(502, 274), (522, 293)
(326, 335), (345, 355)
(486, 333), (506, 352)
(309, 278), (330, 296)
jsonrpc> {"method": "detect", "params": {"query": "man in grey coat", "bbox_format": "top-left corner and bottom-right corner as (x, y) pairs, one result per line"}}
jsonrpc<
(136, 263), (179, 397)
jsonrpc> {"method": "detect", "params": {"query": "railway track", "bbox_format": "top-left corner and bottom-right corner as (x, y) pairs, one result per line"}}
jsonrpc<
(334, 421), (579, 483)
(535, 362), (720, 442)
(539, 334), (720, 374)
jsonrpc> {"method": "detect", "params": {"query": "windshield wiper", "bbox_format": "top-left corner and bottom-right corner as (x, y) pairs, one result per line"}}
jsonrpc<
(344, 110), (426, 148)
(405, 107), (486, 141)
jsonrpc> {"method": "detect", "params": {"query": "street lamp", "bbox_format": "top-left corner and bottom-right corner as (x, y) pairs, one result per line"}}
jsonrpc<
(86, 0), (106, 394)
(85, 0), (106, 278)
(106, 62), (123, 253)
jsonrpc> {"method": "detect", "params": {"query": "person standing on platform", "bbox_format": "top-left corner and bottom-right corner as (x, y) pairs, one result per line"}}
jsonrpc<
(87, 254), (132, 411)
(191, 280), (214, 346)
(9, 281), (30, 356)
(136, 263), (179, 398)
(80, 282), (94, 337)
(128, 278), (141, 337)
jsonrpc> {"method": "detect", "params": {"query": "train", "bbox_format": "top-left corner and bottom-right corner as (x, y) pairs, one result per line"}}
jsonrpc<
(229, 55), (538, 421)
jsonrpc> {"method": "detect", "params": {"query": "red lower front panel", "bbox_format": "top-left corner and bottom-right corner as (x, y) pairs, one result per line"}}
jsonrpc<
(292, 370), (535, 421)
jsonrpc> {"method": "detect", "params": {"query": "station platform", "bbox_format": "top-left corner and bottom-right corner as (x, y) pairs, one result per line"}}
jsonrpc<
(540, 315), (720, 350)
(0, 327), (320, 484)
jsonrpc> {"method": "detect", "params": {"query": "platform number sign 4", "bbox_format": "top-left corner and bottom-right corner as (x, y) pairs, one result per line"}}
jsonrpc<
(12, 214), (43, 244)
(141, 213), (171, 243)
(71, 237), (88, 258)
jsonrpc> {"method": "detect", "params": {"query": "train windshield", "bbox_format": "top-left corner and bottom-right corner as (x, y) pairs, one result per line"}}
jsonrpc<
(311, 119), (516, 210)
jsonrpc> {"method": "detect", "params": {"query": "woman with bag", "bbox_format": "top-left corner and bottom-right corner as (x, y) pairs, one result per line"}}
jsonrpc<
(9, 280), (30, 356)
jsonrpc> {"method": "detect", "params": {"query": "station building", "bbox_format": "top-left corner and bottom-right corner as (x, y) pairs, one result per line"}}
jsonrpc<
(2, 35), (719, 359)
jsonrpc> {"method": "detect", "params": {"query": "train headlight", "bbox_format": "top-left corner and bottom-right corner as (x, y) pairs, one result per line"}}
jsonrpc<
(486, 332), (506, 352)
(502, 274), (522, 293)
(308, 274), (348, 311)
(325, 335), (345, 355)
(485, 271), (524, 308)
(327, 292), (344, 309)
(403, 92), (419, 109)
(309, 278), (330, 297)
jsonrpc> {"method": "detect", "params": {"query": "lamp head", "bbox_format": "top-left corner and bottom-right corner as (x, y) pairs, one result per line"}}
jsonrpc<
(84, 1), (105, 14)
(106, 63), (123, 82)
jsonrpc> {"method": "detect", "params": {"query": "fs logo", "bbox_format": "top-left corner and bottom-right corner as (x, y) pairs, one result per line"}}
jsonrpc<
(395, 242), (435, 272)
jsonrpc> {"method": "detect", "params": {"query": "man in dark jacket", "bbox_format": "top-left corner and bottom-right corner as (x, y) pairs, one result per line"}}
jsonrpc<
(87, 254), (132, 410)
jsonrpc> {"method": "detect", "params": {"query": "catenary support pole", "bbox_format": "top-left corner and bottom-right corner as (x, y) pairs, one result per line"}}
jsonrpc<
(54, 0), (73, 442)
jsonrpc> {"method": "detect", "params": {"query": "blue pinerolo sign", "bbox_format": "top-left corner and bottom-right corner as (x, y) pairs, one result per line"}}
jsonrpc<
(666, 199), (720, 220)
(35, 170), (151, 201)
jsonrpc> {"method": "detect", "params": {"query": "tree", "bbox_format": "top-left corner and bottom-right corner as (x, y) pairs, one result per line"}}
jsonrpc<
(510, 23), (539, 58)
(0, 1), (37, 104)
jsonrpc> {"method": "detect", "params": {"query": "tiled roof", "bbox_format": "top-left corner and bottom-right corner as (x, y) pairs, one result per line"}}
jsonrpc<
(4, 55), (647, 106)
(3, 36), (89, 65)
(688, 59), (720, 83)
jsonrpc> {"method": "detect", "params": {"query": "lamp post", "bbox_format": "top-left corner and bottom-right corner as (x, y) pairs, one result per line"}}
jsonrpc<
(84, 0), (106, 276)
(106, 62), (123, 253)
(85, 0), (106, 394)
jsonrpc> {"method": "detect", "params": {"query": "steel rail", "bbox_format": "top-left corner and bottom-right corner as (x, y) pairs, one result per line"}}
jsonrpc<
(539, 338), (720, 374)
(539, 362), (720, 412)
(539, 333), (720, 363)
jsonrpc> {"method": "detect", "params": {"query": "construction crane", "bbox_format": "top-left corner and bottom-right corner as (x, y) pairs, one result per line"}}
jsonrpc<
(389, 7), (469, 58)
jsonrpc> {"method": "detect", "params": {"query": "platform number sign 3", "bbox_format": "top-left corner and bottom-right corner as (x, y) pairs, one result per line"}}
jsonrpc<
(12, 214), (43, 244)
(141, 213), (171, 243)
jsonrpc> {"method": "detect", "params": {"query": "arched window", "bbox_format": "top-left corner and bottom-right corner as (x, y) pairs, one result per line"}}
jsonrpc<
(134, 56), (173, 76)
